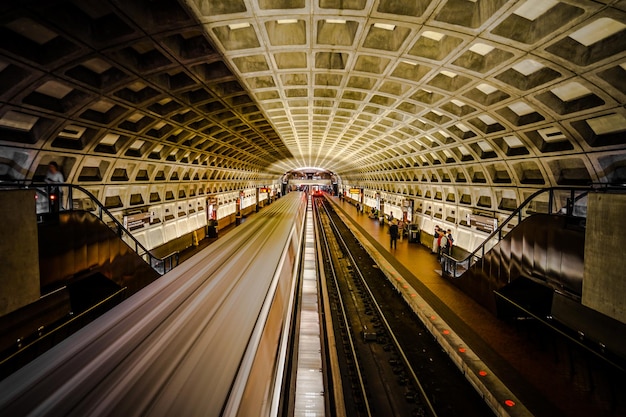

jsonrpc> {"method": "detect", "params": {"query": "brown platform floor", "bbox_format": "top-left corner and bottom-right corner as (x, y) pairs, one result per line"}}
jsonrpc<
(330, 196), (604, 417)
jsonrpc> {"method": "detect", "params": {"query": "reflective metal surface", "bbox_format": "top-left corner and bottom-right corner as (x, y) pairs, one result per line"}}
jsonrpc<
(454, 214), (584, 313)
(38, 211), (160, 295)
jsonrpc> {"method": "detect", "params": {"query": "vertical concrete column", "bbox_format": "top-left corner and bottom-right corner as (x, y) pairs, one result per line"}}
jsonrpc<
(583, 192), (626, 324)
(0, 190), (40, 316)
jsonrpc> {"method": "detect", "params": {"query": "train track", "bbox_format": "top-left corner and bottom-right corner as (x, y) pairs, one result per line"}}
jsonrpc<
(314, 196), (495, 417)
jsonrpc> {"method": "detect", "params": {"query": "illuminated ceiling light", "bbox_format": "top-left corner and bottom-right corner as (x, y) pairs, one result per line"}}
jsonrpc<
(100, 133), (119, 146)
(127, 112), (144, 123)
(130, 139), (145, 150)
(514, 0), (558, 21)
(456, 123), (470, 132)
(477, 140), (493, 152)
(440, 70), (457, 78)
(277, 19), (298, 24)
(503, 135), (524, 147)
(551, 82), (592, 102)
(401, 59), (418, 66)
(326, 18), (346, 24)
(228, 22), (250, 30)
(569, 18), (626, 46)
(469, 43), (495, 56)
(508, 101), (535, 116)
(478, 114), (498, 125)
(512, 59), (544, 76)
(422, 30), (444, 41)
(374, 22), (396, 31)
(476, 83), (497, 95)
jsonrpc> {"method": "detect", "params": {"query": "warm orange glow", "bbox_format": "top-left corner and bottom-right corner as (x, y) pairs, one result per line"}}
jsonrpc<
(479, 370), (488, 377)
(458, 347), (466, 353)
(430, 315), (436, 320)
(410, 293), (417, 297)
(442, 329), (450, 335)
(402, 284), (408, 288)
(505, 400), (515, 407)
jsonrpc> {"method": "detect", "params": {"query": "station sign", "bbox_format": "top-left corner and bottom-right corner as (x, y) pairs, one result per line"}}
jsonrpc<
(349, 188), (361, 194)
(124, 212), (151, 231)
(467, 213), (498, 233)
(260, 187), (271, 193)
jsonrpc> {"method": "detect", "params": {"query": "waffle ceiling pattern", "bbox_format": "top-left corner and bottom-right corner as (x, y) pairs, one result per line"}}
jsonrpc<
(0, 0), (291, 187)
(186, 0), (626, 188)
(0, 0), (625, 194)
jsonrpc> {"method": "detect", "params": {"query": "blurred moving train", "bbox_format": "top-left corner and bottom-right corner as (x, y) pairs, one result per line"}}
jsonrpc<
(0, 192), (307, 417)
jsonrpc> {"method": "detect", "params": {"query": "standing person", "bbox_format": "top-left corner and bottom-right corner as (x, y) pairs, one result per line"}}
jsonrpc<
(45, 161), (64, 211)
(45, 161), (64, 184)
(389, 219), (399, 250)
(432, 225), (440, 254)
(438, 230), (448, 261)
(446, 229), (454, 256)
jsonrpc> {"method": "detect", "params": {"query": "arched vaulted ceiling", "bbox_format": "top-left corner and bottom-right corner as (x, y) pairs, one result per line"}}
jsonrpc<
(0, 0), (626, 201)
(189, 0), (626, 187)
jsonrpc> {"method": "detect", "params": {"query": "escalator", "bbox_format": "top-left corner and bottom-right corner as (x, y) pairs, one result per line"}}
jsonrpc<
(444, 187), (626, 373)
(0, 186), (163, 377)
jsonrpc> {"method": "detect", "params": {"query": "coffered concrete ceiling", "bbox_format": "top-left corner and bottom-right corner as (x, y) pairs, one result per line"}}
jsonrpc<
(1, 0), (626, 195)
(187, 0), (626, 187)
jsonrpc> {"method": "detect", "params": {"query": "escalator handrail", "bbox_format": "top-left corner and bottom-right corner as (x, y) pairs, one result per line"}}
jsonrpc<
(444, 185), (593, 269)
(0, 181), (176, 274)
(443, 184), (626, 273)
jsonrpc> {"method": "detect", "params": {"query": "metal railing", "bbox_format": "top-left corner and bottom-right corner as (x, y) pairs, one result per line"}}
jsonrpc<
(0, 182), (179, 275)
(440, 185), (600, 278)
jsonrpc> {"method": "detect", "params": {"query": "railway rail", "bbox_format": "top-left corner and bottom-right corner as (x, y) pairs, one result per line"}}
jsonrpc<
(314, 196), (495, 417)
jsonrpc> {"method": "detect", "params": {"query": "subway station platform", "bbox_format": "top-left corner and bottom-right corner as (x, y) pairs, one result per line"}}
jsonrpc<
(328, 196), (602, 417)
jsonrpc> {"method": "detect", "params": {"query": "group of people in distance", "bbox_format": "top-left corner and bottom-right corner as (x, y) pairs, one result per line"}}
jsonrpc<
(432, 225), (454, 261)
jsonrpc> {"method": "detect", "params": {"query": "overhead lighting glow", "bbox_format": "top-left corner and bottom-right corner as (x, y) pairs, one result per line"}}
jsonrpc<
(469, 43), (495, 56)
(228, 22), (250, 30)
(277, 19), (298, 24)
(374, 22), (396, 31)
(422, 30), (444, 41)
(401, 59), (418, 66)
(326, 19), (346, 24)
(569, 17), (626, 46)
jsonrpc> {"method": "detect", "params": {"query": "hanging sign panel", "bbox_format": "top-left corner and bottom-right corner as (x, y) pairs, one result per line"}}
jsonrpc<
(467, 213), (498, 233)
